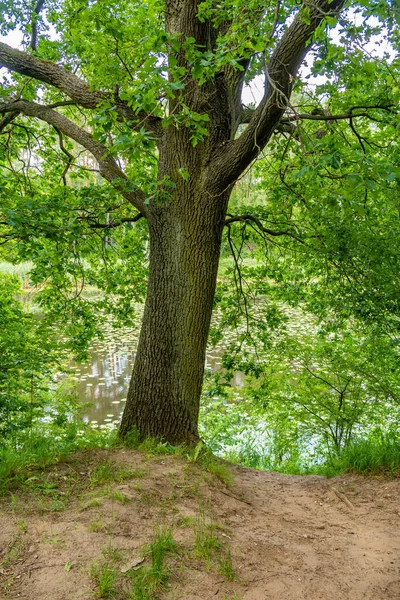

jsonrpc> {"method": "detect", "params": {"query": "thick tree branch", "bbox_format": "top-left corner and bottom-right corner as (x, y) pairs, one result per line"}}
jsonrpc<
(240, 104), (396, 143)
(0, 42), (161, 136)
(210, 0), (346, 190)
(240, 105), (297, 136)
(282, 105), (396, 122)
(0, 99), (148, 215)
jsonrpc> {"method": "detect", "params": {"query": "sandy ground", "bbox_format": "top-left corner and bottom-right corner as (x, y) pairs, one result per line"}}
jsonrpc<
(0, 449), (399, 599)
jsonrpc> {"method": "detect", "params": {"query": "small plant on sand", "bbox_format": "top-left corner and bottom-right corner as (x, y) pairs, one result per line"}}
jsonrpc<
(129, 526), (178, 599)
(89, 526), (179, 600)
(82, 498), (103, 510)
(204, 459), (234, 488)
(16, 519), (27, 533)
(188, 442), (234, 489)
(178, 514), (195, 528)
(102, 544), (124, 563)
(194, 500), (221, 561)
(218, 548), (238, 581)
(90, 561), (118, 598)
(121, 429), (175, 457)
(89, 462), (116, 486)
(89, 518), (107, 533)
(191, 499), (238, 580)
(1, 534), (25, 568)
(89, 461), (137, 487)
(110, 489), (131, 504)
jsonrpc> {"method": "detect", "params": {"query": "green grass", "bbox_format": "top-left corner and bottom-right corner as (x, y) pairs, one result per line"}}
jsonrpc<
(217, 548), (237, 581)
(328, 433), (400, 477)
(89, 461), (138, 487)
(203, 457), (234, 488)
(0, 423), (116, 495)
(194, 500), (221, 561)
(189, 443), (235, 489)
(121, 429), (176, 456)
(102, 544), (125, 563)
(121, 430), (235, 488)
(178, 515), (196, 528)
(90, 562), (118, 598)
(109, 490), (132, 504)
(81, 498), (103, 510)
(128, 527), (179, 599)
(89, 519), (108, 533)
(145, 526), (178, 585)
(189, 500), (238, 580)
(1, 534), (25, 569)
(207, 430), (400, 479)
(89, 527), (179, 600)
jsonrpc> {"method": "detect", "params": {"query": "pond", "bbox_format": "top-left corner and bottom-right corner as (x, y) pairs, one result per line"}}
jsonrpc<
(67, 306), (241, 428)
(64, 300), (315, 430)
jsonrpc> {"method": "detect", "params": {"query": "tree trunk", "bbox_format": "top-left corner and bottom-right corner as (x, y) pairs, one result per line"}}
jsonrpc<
(119, 183), (230, 443)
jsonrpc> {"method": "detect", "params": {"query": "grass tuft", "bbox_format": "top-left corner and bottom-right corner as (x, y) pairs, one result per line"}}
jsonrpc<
(90, 562), (118, 598)
(128, 526), (178, 599)
(194, 500), (221, 561)
(218, 548), (238, 581)
(89, 519), (107, 533)
(0, 424), (116, 496)
(102, 544), (124, 563)
(330, 433), (400, 477)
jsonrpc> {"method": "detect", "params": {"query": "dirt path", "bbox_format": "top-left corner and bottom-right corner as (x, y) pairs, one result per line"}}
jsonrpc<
(0, 450), (399, 599)
(226, 468), (400, 599)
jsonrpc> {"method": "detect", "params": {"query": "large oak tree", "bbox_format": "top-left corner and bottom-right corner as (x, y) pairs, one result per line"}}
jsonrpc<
(0, 0), (397, 443)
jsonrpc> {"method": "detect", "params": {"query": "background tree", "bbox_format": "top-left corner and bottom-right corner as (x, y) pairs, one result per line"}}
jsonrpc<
(0, 0), (398, 443)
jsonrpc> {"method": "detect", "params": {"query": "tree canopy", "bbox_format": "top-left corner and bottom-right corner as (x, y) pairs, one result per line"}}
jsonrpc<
(0, 0), (399, 443)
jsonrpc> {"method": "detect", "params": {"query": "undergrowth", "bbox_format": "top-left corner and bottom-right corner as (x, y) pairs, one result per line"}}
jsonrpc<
(326, 433), (400, 477)
(0, 422), (116, 494)
(122, 430), (234, 488)
(1, 416), (398, 503)
(89, 526), (179, 599)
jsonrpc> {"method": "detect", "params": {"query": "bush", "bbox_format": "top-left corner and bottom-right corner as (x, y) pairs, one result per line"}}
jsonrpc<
(0, 273), (59, 438)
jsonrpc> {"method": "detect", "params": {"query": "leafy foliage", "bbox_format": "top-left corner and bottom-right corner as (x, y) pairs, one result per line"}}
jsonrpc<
(0, 274), (58, 436)
(1, 0), (400, 458)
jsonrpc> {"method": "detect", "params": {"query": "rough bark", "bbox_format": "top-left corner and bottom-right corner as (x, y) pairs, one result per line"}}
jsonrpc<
(119, 184), (230, 443)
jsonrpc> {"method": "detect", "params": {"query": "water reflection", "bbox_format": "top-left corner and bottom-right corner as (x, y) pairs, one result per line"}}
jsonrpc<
(70, 301), (315, 428)
(71, 339), (238, 427)
(70, 323), (239, 427)
(70, 343), (135, 425)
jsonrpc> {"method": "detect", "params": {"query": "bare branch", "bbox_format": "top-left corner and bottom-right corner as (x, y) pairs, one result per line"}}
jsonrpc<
(282, 105), (396, 122)
(54, 127), (74, 185)
(87, 213), (143, 229)
(225, 214), (304, 244)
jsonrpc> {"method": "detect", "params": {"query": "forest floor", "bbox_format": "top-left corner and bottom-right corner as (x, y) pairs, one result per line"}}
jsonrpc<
(0, 448), (399, 600)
